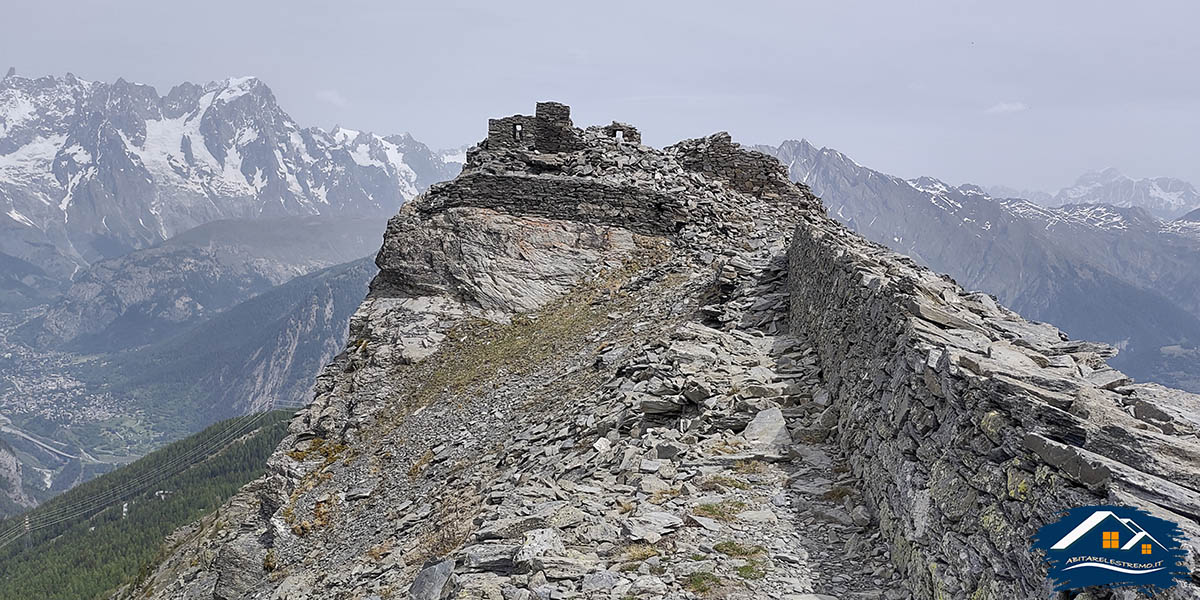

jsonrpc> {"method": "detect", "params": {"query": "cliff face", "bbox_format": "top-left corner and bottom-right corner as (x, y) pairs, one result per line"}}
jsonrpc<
(122, 105), (1200, 600)
(0, 439), (35, 517)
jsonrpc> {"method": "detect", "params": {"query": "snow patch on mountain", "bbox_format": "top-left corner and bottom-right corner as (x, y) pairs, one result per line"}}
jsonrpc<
(0, 91), (36, 137)
(6, 209), (35, 227)
(1055, 168), (1200, 219)
(0, 134), (65, 182)
(0, 73), (459, 310)
(908, 177), (964, 213)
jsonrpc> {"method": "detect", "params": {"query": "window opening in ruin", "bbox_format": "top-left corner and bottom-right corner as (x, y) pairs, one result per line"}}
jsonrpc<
(615, 130), (624, 143)
(514, 123), (523, 139)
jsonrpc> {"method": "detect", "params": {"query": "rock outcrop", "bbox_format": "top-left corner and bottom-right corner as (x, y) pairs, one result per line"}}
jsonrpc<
(0, 438), (35, 517)
(119, 104), (1200, 600)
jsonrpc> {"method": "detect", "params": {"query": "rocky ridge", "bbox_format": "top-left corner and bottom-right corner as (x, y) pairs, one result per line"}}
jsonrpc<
(120, 105), (1200, 600)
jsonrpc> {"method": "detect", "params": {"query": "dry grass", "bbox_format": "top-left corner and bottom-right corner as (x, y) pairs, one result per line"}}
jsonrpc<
(366, 540), (392, 562)
(649, 487), (682, 504)
(699, 475), (750, 491)
(287, 437), (348, 466)
(405, 244), (670, 410)
(407, 449), (434, 479)
(623, 543), (661, 561)
(733, 459), (768, 474)
(713, 540), (765, 557)
(694, 500), (748, 521)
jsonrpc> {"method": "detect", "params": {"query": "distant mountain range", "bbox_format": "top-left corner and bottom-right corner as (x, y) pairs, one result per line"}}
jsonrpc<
(757, 139), (1200, 393)
(983, 185), (1054, 206)
(986, 168), (1200, 220)
(1053, 168), (1200, 219)
(0, 71), (455, 311)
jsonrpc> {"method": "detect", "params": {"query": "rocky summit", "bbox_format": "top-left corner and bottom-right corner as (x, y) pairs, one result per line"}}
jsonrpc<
(119, 103), (1200, 600)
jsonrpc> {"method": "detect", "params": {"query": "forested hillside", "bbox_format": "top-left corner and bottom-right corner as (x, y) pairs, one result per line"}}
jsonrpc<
(0, 411), (290, 600)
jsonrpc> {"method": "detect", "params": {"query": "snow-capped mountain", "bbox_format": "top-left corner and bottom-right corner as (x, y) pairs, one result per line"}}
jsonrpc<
(757, 139), (1200, 392)
(983, 184), (1055, 206)
(1054, 167), (1200, 220)
(0, 71), (455, 310)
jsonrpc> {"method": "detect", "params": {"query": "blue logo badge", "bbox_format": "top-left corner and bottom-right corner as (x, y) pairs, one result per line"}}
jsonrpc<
(1032, 505), (1189, 591)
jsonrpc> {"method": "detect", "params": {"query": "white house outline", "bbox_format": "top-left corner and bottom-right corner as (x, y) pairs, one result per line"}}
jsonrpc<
(1050, 510), (1167, 551)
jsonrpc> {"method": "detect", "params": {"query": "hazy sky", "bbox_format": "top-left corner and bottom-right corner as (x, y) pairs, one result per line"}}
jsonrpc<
(5, 1), (1198, 191)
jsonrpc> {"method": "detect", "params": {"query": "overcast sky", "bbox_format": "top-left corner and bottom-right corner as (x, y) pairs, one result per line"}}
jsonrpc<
(4, 0), (1197, 191)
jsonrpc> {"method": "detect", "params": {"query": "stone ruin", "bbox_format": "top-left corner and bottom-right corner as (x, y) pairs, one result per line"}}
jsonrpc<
(485, 101), (585, 153)
(485, 102), (645, 153)
(600, 121), (642, 145)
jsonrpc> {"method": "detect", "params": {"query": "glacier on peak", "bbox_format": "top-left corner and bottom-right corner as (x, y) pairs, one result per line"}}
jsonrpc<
(0, 72), (459, 311)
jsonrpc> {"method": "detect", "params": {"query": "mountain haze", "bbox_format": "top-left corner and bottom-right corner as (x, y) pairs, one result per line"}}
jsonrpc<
(0, 72), (453, 311)
(1054, 167), (1200, 220)
(758, 139), (1200, 392)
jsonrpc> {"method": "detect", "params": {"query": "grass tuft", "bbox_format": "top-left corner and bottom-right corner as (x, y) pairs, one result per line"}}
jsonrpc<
(694, 500), (748, 521)
(684, 571), (721, 593)
(713, 540), (765, 558)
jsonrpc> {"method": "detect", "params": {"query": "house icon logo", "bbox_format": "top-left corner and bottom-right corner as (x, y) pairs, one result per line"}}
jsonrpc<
(1032, 504), (1189, 591)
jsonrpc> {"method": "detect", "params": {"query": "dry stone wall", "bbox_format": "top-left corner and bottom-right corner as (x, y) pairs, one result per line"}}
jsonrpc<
(669, 132), (802, 202)
(486, 115), (536, 149)
(600, 122), (642, 145)
(418, 172), (687, 237)
(787, 212), (1200, 598)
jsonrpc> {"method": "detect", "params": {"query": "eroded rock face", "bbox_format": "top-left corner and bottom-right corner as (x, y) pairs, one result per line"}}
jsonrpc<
(373, 207), (639, 316)
(0, 439), (35, 517)
(120, 104), (1200, 600)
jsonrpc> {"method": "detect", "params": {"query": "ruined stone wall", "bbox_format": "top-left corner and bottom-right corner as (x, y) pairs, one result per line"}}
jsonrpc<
(600, 121), (642, 145)
(669, 132), (801, 202)
(486, 115), (536, 149)
(417, 172), (688, 238)
(484, 103), (584, 153)
(786, 215), (1200, 598)
(533, 101), (584, 153)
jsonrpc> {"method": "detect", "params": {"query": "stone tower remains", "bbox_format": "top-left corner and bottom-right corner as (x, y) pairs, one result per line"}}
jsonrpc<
(485, 102), (622, 153)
